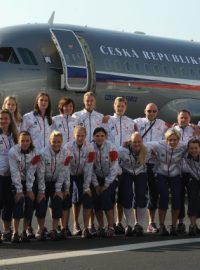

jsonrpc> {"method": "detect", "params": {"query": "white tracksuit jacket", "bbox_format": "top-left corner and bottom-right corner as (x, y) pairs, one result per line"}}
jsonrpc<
(52, 114), (78, 144)
(73, 109), (103, 143)
(174, 125), (196, 144)
(8, 144), (39, 192)
(0, 130), (15, 176)
(182, 153), (200, 181)
(105, 114), (136, 148)
(92, 140), (119, 187)
(147, 141), (187, 177)
(37, 146), (71, 193)
(134, 117), (168, 143)
(22, 111), (52, 153)
(64, 140), (95, 191)
(118, 144), (151, 175)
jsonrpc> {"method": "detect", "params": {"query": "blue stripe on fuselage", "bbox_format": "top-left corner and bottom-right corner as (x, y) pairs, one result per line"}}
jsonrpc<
(67, 66), (168, 84)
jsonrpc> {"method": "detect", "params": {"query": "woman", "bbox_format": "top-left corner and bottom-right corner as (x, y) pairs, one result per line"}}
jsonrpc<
(21, 92), (52, 238)
(52, 97), (78, 144)
(92, 127), (118, 237)
(0, 109), (18, 242)
(21, 92), (52, 153)
(182, 139), (200, 236)
(8, 131), (40, 243)
(118, 132), (150, 236)
(51, 97), (78, 234)
(36, 131), (71, 241)
(148, 128), (186, 236)
(64, 125), (95, 238)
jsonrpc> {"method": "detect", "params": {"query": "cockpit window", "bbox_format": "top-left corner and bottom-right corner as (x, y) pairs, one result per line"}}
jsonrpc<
(17, 48), (38, 65)
(0, 47), (20, 64)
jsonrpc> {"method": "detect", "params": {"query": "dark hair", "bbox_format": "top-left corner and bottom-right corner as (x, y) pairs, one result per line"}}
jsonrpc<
(178, 109), (191, 117)
(58, 97), (75, 114)
(0, 109), (18, 144)
(18, 131), (34, 151)
(34, 92), (52, 125)
(187, 138), (200, 148)
(93, 127), (107, 136)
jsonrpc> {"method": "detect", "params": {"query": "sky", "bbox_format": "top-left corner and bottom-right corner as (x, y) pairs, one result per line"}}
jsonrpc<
(1, 0), (200, 42)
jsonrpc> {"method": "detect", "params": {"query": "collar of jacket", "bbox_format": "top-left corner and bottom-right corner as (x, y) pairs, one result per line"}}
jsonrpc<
(187, 153), (200, 161)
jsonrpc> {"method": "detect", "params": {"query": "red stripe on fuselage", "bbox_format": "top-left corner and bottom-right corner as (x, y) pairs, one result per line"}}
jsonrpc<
(99, 81), (200, 91)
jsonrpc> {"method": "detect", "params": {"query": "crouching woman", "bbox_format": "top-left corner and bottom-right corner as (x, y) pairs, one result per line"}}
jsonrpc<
(182, 139), (200, 236)
(36, 131), (71, 241)
(8, 131), (40, 243)
(92, 127), (119, 237)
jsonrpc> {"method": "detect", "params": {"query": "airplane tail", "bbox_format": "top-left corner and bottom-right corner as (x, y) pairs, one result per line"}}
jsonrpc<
(48, 11), (55, 25)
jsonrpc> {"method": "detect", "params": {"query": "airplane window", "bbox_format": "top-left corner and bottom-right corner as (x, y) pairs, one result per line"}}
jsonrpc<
(180, 67), (186, 77)
(190, 68), (196, 77)
(172, 66), (177, 76)
(0, 47), (20, 64)
(114, 60), (121, 72)
(153, 64), (159, 74)
(144, 63), (151, 74)
(104, 59), (112, 70)
(135, 62), (140, 73)
(17, 48), (38, 65)
(163, 65), (169, 75)
(124, 61), (130, 72)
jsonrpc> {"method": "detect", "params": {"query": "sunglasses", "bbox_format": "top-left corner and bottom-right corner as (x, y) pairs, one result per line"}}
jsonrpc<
(147, 110), (157, 113)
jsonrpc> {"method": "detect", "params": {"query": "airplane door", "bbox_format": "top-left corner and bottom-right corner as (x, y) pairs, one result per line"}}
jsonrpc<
(50, 29), (93, 91)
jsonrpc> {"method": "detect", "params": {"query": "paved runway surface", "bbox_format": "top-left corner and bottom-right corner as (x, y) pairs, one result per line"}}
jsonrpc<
(1, 233), (200, 270)
(1, 209), (200, 270)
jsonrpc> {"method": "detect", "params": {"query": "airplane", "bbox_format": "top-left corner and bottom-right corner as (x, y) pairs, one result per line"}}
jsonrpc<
(0, 12), (200, 122)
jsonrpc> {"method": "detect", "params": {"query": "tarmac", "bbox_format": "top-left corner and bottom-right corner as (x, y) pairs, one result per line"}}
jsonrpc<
(0, 208), (200, 270)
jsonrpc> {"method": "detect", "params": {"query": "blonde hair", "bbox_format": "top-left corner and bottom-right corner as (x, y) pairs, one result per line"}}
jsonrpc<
(165, 128), (181, 141)
(2, 96), (22, 124)
(50, 130), (63, 142)
(114, 96), (127, 106)
(83, 91), (96, 101)
(130, 132), (147, 165)
(73, 125), (87, 136)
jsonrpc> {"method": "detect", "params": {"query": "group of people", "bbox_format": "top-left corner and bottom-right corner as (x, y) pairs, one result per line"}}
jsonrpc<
(0, 90), (200, 244)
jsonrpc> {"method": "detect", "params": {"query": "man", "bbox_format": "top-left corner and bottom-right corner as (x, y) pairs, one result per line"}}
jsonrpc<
(134, 103), (169, 233)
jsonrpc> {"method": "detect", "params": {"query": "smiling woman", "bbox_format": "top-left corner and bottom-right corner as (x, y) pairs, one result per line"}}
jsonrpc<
(147, 127), (186, 236)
